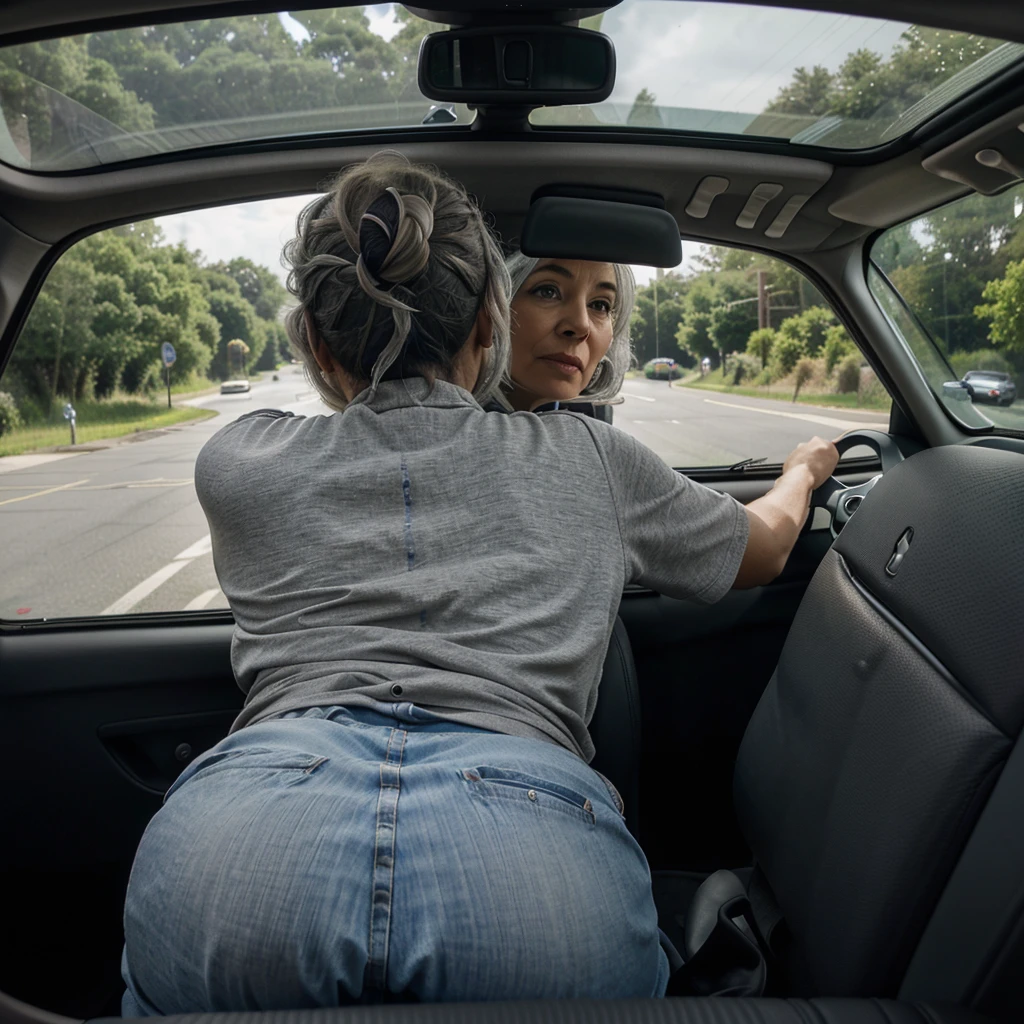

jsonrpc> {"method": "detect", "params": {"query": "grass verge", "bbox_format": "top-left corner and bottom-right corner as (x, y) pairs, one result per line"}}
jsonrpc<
(0, 402), (217, 457)
(678, 376), (891, 412)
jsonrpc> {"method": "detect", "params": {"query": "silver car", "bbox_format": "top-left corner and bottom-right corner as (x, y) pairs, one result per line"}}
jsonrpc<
(963, 371), (1016, 407)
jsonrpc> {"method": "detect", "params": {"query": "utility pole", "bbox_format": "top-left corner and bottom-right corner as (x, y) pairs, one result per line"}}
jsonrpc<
(757, 269), (769, 330)
(653, 269), (662, 359)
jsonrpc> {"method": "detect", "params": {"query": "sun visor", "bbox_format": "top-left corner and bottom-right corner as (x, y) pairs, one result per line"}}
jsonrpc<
(520, 194), (682, 268)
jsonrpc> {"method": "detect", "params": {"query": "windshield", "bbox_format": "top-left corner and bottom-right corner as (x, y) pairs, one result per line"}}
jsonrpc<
(533, 1), (1021, 149)
(1, 3), (1019, 171)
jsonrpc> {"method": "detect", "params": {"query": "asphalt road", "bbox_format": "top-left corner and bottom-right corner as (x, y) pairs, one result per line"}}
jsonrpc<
(0, 369), (887, 622)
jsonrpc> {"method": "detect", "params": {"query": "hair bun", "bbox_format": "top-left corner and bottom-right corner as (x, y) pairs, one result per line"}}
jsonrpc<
(358, 189), (402, 287)
(356, 186), (434, 295)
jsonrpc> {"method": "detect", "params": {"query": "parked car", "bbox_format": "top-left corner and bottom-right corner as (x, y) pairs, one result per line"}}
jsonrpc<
(220, 379), (251, 395)
(963, 370), (1016, 406)
(643, 357), (684, 380)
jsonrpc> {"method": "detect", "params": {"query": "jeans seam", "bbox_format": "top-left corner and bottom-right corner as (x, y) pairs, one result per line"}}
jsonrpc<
(366, 725), (407, 994)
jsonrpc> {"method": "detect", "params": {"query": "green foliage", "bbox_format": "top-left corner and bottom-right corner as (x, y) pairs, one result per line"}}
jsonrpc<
(836, 353), (862, 393)
(975, 259), (1024, 356)
(947, 348), (1013, 378)
(791, 357), (816, 402)
(730, 353), (761, 386)
(746, 327), (776, 369)
(823, 326), (856, 374)
(776, 305), (836, 357)
(0, 391), (22, 436)
(769, 331), (807, 378)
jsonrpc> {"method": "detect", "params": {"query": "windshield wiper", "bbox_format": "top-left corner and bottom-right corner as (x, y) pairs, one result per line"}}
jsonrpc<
(727, 456), (768, 472)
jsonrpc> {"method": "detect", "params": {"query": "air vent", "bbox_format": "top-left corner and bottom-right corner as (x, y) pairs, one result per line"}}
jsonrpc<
(764, 194), (810, 239)
(684, 176), (729, 219)
(736, 183), (783, 229)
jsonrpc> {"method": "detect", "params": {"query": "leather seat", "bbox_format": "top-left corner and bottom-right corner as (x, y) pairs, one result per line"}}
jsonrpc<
(723, 445), (1024, 1017)
(589, 616), (641, 836)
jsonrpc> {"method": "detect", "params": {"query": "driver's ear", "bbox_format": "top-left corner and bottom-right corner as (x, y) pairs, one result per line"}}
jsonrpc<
(305, 310), (334, 374)
(470, 306), (494, 350)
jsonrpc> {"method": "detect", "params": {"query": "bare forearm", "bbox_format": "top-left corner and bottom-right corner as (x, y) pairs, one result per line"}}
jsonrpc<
(735, 465), (817, 588)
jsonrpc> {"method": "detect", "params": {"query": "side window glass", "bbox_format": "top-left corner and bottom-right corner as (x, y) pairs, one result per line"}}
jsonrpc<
(870, 188), (1023, 430)
(0, 198), (326, 622)
(619, 247), (887, 467)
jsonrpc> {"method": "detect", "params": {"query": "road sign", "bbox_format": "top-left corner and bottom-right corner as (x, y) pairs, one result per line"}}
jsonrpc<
(62, 403), (75, 421)
(161, 342), (176, 367)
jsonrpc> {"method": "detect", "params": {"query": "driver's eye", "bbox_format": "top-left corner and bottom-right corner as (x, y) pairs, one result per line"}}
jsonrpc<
(530, 284), (560, 300)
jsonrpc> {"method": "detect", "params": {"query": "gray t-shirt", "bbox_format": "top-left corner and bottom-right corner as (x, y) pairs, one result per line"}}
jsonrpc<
(196, 377), (748, 761)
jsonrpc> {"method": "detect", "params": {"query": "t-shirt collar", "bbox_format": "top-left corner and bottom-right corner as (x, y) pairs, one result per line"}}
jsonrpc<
(347, 377), (482, 414)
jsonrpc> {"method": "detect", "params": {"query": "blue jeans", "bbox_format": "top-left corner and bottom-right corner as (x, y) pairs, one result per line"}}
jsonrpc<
(121, 703), (669, 1013)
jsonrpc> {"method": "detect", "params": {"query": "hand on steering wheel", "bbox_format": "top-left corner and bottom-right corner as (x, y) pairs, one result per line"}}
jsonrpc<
(806, 429), (904, 537)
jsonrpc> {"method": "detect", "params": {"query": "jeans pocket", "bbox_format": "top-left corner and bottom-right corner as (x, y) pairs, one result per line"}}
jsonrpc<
(166, 745), (329, 801)
(461, 765), (596, 825)
(592, 769), (626, 818)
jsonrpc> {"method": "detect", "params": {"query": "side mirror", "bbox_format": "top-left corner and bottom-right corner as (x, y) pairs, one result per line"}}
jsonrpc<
(942, 380), (973, 402)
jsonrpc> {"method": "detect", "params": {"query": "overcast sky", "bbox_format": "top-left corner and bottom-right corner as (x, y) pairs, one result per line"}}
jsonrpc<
(156, 2), (910, 286)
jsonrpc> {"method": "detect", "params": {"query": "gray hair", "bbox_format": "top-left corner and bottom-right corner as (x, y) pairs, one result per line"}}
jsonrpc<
(504, 250), (636, 405)
(284, 152), (511, 411)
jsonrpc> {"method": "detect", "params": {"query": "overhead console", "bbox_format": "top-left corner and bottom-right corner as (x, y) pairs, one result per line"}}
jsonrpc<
(922, 104), (1024, 194)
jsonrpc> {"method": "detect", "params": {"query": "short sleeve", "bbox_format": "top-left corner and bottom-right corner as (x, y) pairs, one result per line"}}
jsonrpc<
(581, 419), (750, 603)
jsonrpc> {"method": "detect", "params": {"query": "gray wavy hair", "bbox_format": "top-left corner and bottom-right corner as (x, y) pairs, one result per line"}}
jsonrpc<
(284, 152), (511, 411)
(504, 250), (636, 405)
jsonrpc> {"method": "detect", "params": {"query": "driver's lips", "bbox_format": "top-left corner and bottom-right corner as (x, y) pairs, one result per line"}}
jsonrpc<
(538, 353), (584, 377)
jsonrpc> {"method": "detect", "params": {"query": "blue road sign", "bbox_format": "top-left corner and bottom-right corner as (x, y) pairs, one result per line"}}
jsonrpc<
(162, 342), (177, 367)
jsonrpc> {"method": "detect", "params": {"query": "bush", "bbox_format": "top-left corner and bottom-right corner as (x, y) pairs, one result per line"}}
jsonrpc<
(746, 328), (776, 369)
(836, 353), (862, 393)
(769, 331), (807, 377)
(729, 353), (761, 385)
(791, 357), (817, 402)
(858, 369), (889, 407)
(823, 326), (856, 374)
(0, 391), (21, 437)
(948, 348), (1013, 379)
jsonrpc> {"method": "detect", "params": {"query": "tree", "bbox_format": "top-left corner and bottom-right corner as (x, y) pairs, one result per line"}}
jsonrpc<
(791, 357), (816, 402)
(769, 331), (807, 378)
(207, 291), (266, 379)
(627, 88), (663, 129)
(823, 325), (856, 374)
(746, 327), (776, 369)
(974, 259), (1024, 358)
(676, 311), (716, 364)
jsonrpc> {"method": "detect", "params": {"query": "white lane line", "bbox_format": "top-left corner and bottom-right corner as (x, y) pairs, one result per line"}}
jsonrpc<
(0, 452), (83, 475)
(622, 391), (656, 403)
(670, 419), (681, 424)
(702, 398), (887, 432)
(175, 534), (212, 559)
(102, 560), (191, 615)
(0, 478), (88, 507)
(102, 533), (213, 615)
(183, 588), (223, 611)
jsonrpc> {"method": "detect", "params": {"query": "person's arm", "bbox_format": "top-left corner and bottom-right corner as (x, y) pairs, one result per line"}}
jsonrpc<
(733, 436), (839, 589)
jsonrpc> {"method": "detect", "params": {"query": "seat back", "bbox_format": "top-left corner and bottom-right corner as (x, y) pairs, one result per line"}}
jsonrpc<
(590, 616), (641, 836)
(733, 445), (1024, 1000)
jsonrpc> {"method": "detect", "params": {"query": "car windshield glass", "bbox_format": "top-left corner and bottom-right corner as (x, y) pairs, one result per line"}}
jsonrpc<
(870, 186), (1024, 431)
(1, 3), (1020, 170)
(533, 1), (1021, 149)
(0, 6), (468, 171)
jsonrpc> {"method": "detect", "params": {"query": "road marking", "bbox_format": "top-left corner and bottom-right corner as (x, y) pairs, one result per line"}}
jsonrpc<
(102, 533), (213, 615)
(0, 452), (82, 475)
(183, 588), (223, 611)
(670, 419), (681, 424)
(175, 534), (212, 559)
(0, 478), (88, 507)
(102, 560), (191, 615)
(702, 399), (887, 432)
(622, 391), (656, 402)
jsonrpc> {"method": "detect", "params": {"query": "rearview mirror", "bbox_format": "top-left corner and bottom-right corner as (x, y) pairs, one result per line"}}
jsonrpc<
(418, 26), (615, 106)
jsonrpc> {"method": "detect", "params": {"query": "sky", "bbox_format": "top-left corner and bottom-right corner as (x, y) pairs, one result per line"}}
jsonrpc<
(156, 2), (913, 286)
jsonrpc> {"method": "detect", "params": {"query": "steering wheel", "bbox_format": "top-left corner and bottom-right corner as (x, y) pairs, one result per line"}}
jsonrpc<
(808, 429), (904, 537)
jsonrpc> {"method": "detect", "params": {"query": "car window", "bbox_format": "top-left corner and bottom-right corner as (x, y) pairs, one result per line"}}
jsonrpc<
(870, 187), (1024, 431)
(0, 201), (881, 621)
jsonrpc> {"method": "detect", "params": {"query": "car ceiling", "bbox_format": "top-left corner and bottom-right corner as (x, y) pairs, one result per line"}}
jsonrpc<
(0, 0), (1023, 331)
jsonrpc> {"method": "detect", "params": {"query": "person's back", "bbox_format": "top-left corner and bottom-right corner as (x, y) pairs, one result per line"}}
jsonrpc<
(199, 380), (744, 759)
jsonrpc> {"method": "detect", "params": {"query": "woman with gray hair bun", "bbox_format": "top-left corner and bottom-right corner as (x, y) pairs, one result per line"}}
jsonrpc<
(120, 152), (840, 1014)
(497, 249), (635, 412)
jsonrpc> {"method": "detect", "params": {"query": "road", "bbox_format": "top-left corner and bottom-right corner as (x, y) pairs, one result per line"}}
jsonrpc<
(0, 370), (887, 622)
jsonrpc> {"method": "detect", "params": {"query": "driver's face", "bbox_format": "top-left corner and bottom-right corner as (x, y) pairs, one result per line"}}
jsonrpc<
(506, 260), (617, 411)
